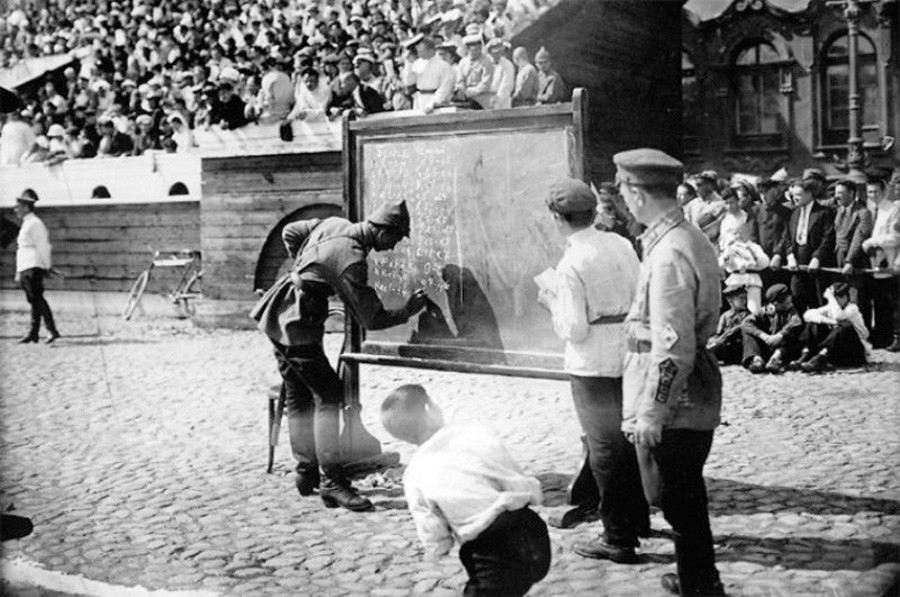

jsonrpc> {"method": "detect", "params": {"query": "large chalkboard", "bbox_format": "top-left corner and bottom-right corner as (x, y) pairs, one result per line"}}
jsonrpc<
(344, 91), (589, 378)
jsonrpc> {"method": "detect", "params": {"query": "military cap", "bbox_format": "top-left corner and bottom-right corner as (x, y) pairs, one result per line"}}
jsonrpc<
(535, 46), (551, 61)
(545, 178), (596, 214)
(765, 283), (791, 303)
(613, 148), (684, 186)
(368, 201), (411, 237)
(723, 284), (747, 298)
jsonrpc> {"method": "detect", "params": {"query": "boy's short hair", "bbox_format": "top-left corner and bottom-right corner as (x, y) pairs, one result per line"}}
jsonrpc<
(832, 282), (850, 298)
(381, 384), (432, 444)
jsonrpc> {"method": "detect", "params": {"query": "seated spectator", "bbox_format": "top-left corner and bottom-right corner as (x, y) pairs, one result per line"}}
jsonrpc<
(380, 384), (550, 597)
(209, 81), (248, 130)
(790, 282), (870, 372)
(534, 46), (567, 104)
(741, 283), (804, 374)
(511, 46), (538, 107)
(96, 115), (134, 157)
(707, 285), (750, 366)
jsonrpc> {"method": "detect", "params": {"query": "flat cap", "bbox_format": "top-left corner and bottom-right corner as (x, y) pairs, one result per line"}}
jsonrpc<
(765, 283), (791, 303)
(723, 284), (747, 297)
(368, 201), (410, 237)
(545, 178), (596, 214)
(802, 168), (826, 182)
(696, 169), (718, 184)
(613, 148), (683, 186)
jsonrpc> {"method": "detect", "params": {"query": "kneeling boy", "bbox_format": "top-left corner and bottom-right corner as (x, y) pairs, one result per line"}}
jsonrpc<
(381, 384), (550, 597)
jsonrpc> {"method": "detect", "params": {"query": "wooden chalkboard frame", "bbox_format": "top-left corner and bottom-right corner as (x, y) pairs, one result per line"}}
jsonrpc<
(341, 89), (589, 382)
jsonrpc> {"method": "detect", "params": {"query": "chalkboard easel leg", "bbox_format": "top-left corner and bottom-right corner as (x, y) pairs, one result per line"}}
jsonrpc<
(339, 355), (384, 464)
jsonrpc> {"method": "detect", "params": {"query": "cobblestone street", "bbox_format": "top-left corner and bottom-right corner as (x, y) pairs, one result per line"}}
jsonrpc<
(1, 298), (899, 597)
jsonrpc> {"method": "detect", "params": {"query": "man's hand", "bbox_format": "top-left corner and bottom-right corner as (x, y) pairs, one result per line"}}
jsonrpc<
(405, 288), (428, 317)
(766, 332), (784, 347)
(786, 254), (798, 270)
(769, 254), (782, 269)
(841, 263), (853, 275)
(634, 419), (663, 448)
(14, 272), (20, 284)
(808, 257), (820, 271)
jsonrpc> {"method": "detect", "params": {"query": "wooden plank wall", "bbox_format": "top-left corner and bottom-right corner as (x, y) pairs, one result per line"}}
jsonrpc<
(513, 0), (683, 184)
(199, 151), (343, 304)
(0, 202), (200, 292)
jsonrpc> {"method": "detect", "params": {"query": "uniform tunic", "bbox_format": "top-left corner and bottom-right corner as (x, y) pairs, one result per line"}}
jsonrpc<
(622, 208), (722, 434)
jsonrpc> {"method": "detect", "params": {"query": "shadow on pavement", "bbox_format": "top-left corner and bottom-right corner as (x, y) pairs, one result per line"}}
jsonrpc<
(59, 337), (160, 346)
(707, 478), (900, 516)
(715, 534), (900, 570)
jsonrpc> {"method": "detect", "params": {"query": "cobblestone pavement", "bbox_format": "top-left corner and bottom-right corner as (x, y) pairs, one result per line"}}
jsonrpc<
(1, 304), (899, 597)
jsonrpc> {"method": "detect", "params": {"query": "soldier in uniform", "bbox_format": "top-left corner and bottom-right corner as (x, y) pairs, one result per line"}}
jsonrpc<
(614, 149), (726, 597)
(251, 201), (427, 512)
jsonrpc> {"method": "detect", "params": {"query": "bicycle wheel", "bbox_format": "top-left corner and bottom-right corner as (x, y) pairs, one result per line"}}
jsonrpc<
(174, 271), (202, 319)
(123, 270), (151, 320)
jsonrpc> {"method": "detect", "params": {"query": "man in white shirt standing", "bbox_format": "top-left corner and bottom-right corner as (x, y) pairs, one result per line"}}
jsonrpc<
(862, 171), (900, 351)
(486, 38), (514, 109)
(539, 178), (649, 564)
(13, 189), (59, 344)
(407, 35), (456, 114)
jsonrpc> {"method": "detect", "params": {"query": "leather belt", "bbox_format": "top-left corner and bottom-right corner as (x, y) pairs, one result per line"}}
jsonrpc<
(590, 313), (628, 325)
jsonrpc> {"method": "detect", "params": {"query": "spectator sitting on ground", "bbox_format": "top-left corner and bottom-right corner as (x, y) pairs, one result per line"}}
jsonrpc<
(741, 283), (804, 374)
(707, 284), (750, 366)
(790, 282), (870, 373)
(380, 384), (550, 597)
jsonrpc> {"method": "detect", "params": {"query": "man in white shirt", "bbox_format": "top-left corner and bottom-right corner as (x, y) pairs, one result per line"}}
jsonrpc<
(13, 190), (59, 344)
(456, 33), (495, 110)
(795, 282), (869, 371)
(0, 110), (35, 165)
(538, 178), (649, 564)
(257, 56), (295, 123)
(380, 384), (550, 597)
(862, 172), (900, 350)
(407, 36), (455, 113)
(286, 67), (331, 122)
(486, 39), (514, 109)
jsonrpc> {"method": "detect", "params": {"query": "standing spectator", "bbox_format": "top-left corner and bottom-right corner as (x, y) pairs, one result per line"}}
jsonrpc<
(13, 189), (60, 344)
(324, 51), (360, 118)
(718, 187), (753, 253)
(754, 177), (792, 289)
(209, 80), (248, 130)
(614, 148), (725, 597)
(832, 179), (873, 331)
(408, 36), (456, 113)
(861, 172), (900, 350)
(257, 55), (295, 123)
(286, 67), (331, 121)
(96, 115), (134, 156)
(534, 46), (567, 104)
(455, 31), (494, 110)
(511, 46), (538, 107)
(486, 38), (513, 109)
(351, 52), (386, 116)
(786, 179), (835, 315)
(677, 182), (697, 210)
(539, 178), (649, 564)
(0, 109), (35, 165)
(803, 168), (832, 208)
(684, 170), (725, 248)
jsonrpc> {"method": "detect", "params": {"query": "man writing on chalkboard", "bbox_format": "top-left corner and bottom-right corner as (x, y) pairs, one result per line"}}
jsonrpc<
(251, 201), (428, 512)
(538, 178), (650, 564)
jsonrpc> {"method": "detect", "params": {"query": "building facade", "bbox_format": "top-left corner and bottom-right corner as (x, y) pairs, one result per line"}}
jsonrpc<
(682, 0), (899, 178)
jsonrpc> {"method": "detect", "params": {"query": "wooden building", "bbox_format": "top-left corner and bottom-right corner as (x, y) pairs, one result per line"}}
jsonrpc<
(682, 0), (899, 177)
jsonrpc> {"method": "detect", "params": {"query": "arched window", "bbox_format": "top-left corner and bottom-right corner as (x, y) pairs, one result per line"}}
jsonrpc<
(821, 33), (880, 146)
(682, 51), (699, 153)
(732, 42), (782, 141)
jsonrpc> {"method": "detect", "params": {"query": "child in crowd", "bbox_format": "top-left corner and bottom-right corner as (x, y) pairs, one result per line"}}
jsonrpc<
(381, 384), (550, 597)
(791, 282), (871, 372)
(741, 283), (804, 373)
(707, 284), (750, 365)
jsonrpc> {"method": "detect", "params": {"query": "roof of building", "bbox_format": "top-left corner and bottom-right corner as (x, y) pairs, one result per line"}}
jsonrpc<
(683, 0), (810, 24)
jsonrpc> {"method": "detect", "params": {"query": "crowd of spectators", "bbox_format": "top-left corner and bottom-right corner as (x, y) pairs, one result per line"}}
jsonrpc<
(0, 0), (566, 166)
(594, 166), (900, 370)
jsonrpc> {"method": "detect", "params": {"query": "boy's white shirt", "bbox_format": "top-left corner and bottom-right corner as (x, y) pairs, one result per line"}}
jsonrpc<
(403, 424), (542, 557)
(802, 287), (871, 355)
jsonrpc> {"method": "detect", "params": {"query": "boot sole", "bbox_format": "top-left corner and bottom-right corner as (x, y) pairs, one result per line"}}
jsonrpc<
(321, 495), (374, 512)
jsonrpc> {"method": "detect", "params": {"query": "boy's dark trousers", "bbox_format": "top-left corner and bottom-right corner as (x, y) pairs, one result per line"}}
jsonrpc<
(800, 322), (866, 367)
(710, 333), (743, 366)
(459, 507), (551, 597)
(741, 330), (802, 366)
(19, 267), (57, 339)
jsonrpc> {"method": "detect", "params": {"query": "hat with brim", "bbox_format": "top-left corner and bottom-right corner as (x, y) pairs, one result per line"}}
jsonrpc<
(353, 52), (376, 66)
(462, 33), (483, 45)
(368, 201), (410, 237)
(47, 123), (66, 138)
(16, 191), (38, 205)
(485, 38), (504, 52)
(723, 284), (747, 298)
(696, 170), (718, 184)
(613, 148), (684, 187)
(402, 32), (424, 48)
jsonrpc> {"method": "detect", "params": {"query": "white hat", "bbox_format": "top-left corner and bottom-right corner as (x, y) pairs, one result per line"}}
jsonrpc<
(218, 66), (241, 83)
(462, 33), (483, 45)
(47, 123), (66, 137)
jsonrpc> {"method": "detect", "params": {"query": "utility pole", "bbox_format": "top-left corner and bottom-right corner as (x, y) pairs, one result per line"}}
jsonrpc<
(826, 0), (877, 182)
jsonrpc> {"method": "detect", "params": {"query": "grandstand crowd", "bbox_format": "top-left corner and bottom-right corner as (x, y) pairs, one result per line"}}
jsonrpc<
(595, 166), (900, 372)
(0, 0), (565, 164)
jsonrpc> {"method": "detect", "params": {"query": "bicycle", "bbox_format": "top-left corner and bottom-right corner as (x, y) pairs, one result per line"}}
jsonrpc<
(123, 248), (203, 320)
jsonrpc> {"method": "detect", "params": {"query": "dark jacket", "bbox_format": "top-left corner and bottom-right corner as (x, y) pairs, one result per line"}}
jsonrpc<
(742, 306), (803, 342)
(834, 201), (873, 269)
(787, 202), (836, 266)
(210, 95), (248, 130)
(755, 201), (792, 257)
